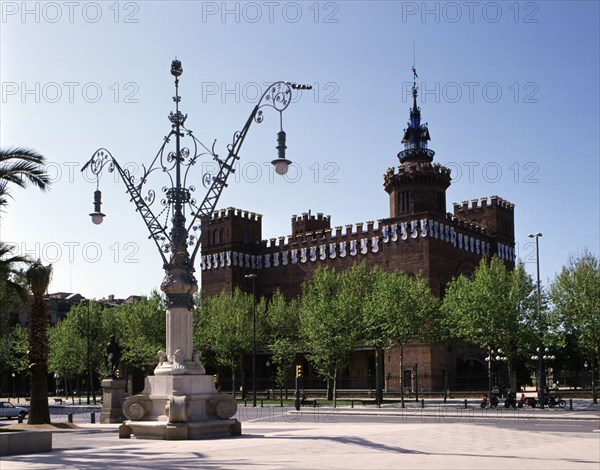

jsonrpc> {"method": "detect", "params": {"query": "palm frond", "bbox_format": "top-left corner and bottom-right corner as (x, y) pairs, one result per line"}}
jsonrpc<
(0, 242), (32, 275)
(0, 147), (51, 191)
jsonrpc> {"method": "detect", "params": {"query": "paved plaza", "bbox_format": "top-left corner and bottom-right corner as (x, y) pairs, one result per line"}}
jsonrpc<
(1, 402), (599, 469)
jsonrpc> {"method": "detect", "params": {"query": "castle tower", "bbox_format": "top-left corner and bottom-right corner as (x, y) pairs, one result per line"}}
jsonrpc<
(384, 69), (451, 218)
(291, 211), (331, 241)
(453, 196), (515, 260)
(200, 208), (263, 295)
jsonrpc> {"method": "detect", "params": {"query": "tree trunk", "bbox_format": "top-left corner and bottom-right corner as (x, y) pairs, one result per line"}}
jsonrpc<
(27, 295), (50, 424)
(593, 347), (599, 404)
(326, 365), (334, 401)
(333, 367), (338, 408)
(231, 360), (237, 399)
(400, 345), (405, 408)
(239, 355), (245, 400)
(375, 347), (383, 405)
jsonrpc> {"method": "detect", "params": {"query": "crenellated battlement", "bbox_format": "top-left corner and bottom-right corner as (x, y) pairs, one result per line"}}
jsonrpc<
(291, 209), (332, 240)
(453, 196), (514, 213)
(201, 209), (515, 273)
(292, 211), (331, 224)
(384, 161), (451, 183)
(211, 206), (262, 222)
(262, 219), (386, 248)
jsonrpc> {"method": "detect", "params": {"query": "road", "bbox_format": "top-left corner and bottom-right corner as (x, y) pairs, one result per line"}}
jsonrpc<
(2, 405), (598, 469)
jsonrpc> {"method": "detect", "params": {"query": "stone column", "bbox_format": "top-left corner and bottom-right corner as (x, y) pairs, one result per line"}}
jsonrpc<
(100, 378), (126, 423)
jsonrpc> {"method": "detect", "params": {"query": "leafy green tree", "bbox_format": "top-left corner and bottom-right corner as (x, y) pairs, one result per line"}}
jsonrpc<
(25, 260), (52, 424)
(195, 288), (255, 398)
(442, 257), (537, 393)
(0, 278), (26, 373)
(2, 324), (28, 374)
(48, 317), (86, 393)
(300, 266), (364, 405)
(48, 300), (105, 400)
(109, 292), (166, 371)
(550, 250), (600, 401)
(365, 269), (440, 407)
(265, 290), (301, 401)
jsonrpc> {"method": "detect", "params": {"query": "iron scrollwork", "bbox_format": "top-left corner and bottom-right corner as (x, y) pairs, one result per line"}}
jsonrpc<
(82, 59), (310, 286)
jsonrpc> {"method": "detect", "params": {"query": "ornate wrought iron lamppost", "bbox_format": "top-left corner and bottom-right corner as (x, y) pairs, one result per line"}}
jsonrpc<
(531, 347), (555, 400)
(82, 60), (310, 440)
(485, 347), (508, 397)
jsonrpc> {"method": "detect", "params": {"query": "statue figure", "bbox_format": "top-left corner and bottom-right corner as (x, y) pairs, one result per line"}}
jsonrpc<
(105, 335), (122, 379)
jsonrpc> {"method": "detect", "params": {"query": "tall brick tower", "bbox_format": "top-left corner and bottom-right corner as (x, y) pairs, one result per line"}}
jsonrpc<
(384, 68), (451, 219)
(199, 208), (263, 294)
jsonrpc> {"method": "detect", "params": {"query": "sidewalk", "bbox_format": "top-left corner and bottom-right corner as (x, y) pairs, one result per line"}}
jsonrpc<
(1, 409), (599, 470)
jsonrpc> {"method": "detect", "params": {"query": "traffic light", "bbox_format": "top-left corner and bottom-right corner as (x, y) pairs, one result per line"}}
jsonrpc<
(213, 374), (219, 383)
(295, 365), (303, 378)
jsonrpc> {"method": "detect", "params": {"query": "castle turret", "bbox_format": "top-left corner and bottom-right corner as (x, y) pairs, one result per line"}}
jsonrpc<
(384, 68), (451, 218)
(291, 211), (331, 241)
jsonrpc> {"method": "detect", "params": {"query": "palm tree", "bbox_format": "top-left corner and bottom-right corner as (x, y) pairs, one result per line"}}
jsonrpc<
(26, 260), (52, 424)
(0, 147), (50, 208)
(0, 242), (30, 300)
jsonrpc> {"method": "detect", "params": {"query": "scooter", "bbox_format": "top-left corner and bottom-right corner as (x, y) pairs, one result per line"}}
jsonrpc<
(504, 394), (517, 408)
(480, 395), (499, 408)
(545, 395), (567, 408)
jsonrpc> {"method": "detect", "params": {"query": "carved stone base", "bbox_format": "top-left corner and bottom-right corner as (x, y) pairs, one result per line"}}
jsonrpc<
(119, 375), (240, 440)
(119, 419), (241, 440)
(100, 378), (126, 424)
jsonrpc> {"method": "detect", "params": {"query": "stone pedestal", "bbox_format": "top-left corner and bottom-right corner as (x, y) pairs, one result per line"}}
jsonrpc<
(119, 374), (240, 440)
(100, 378), (126, 424)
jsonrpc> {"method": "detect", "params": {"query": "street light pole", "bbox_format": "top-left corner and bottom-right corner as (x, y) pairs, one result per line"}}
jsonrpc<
(528, 232), (544, 408)
(245, 274), (257, 407)
(81, 60), (310, 439)
(486, 348), (508, 398)
(86, 305), (91, 405)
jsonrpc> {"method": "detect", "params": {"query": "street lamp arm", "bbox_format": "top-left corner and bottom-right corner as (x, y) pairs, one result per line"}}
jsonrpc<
(187, 80), (304, 265)
(81, 148), (170, 265)
(186, 104), (258, 265)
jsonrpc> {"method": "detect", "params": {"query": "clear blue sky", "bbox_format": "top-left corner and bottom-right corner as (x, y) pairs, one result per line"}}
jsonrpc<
(1, 1), (598, 299)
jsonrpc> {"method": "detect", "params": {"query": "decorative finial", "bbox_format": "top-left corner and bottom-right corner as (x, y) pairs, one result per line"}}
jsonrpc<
(412, 42), (418, 110)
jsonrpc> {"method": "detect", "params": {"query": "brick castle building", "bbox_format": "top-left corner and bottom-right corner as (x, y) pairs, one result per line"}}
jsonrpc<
(199, 75), (516, 393)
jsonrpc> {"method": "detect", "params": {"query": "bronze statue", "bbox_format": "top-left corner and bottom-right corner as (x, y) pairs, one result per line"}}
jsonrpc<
(105, 335), (122, 379)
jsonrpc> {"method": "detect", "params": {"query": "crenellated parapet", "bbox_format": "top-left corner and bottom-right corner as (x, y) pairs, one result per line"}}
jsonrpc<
(200, 210), (515, 272)
(453, 196), (514, 214)
(210, 207), (263, 222)
(291, 210), (331, 240)
(452, 195), (515, 242)
(384, 161), (451, 190)
(292, 211), (331, 224)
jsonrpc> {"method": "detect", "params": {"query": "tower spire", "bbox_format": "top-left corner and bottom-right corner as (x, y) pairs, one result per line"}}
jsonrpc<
(410, 65), (420, 129)
(399, 65), (434, 164)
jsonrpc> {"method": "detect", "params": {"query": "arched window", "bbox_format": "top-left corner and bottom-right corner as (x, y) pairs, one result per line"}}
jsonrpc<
(213, 229), (221, 245)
